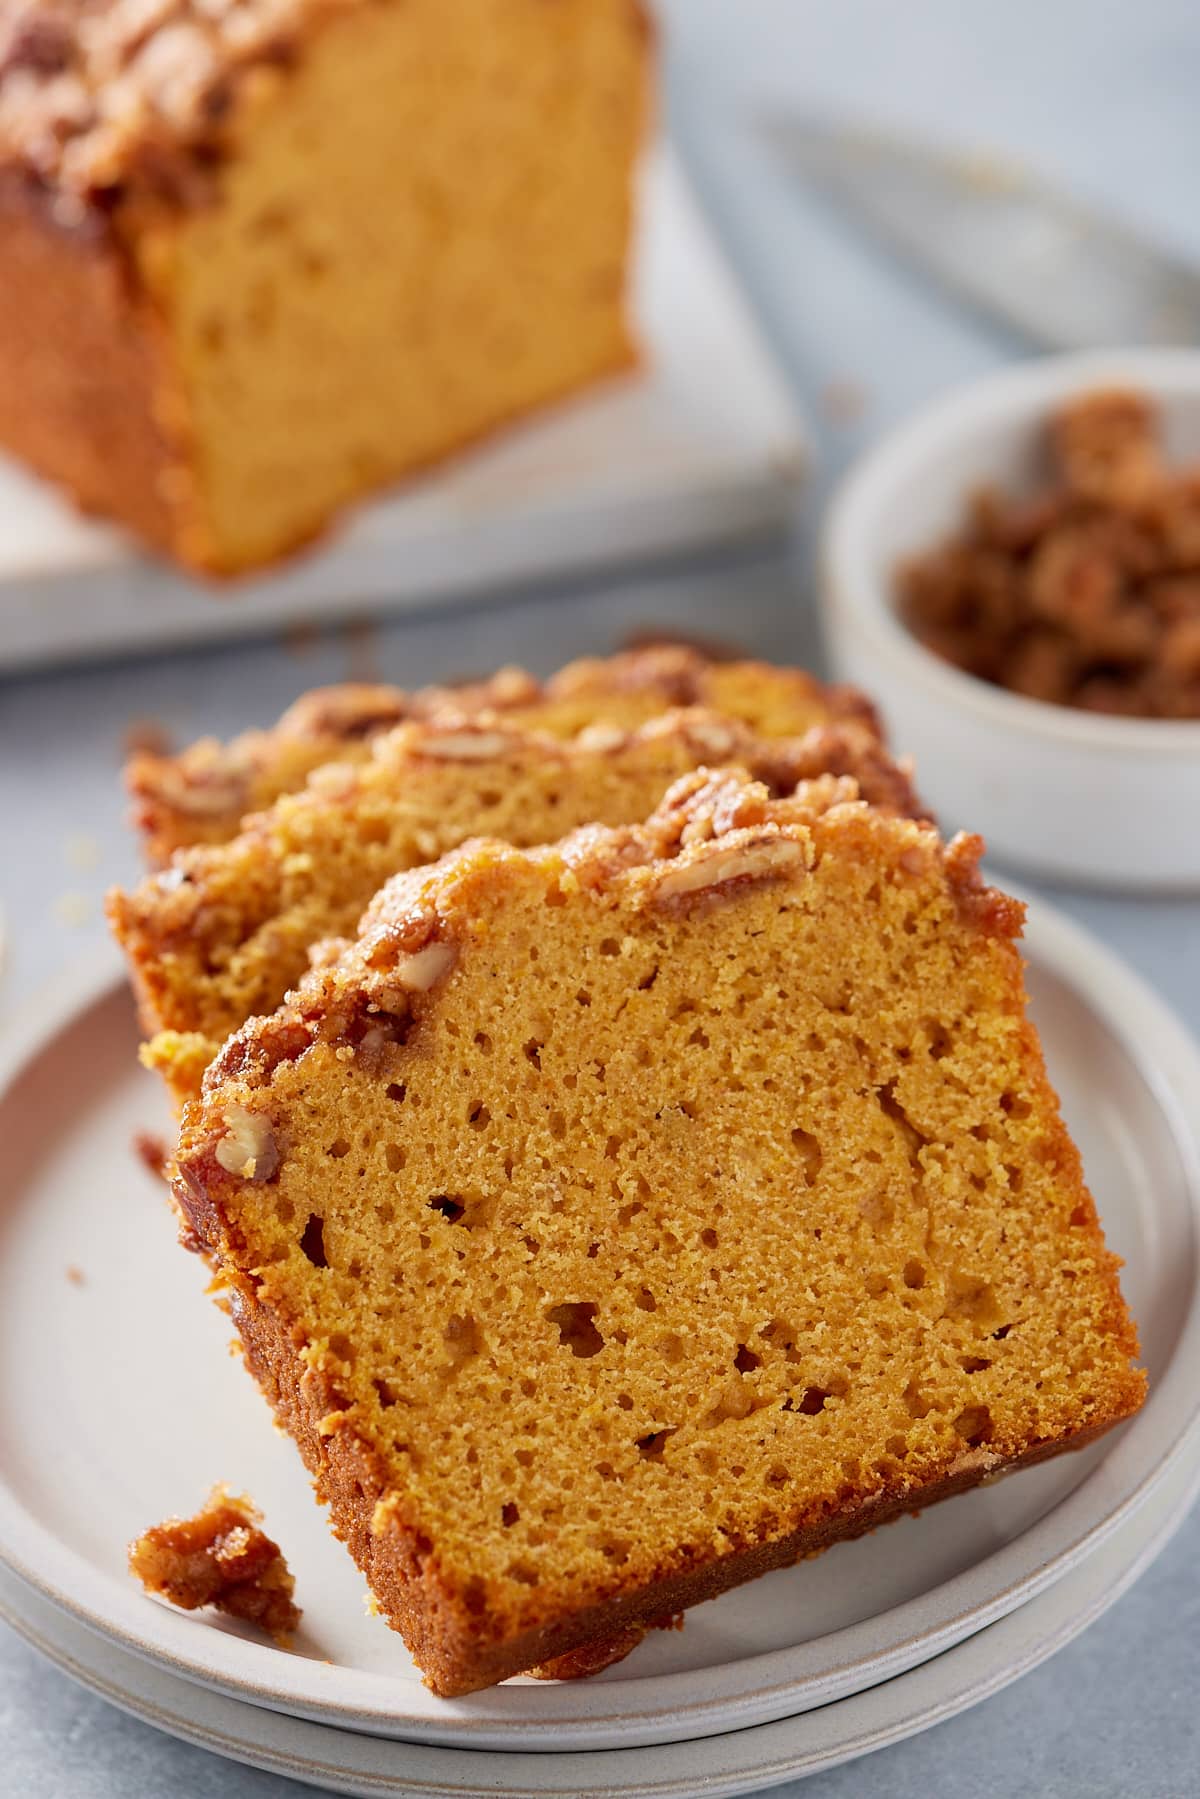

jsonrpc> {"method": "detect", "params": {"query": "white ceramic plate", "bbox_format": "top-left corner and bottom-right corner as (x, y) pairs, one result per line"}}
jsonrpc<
(0, 893), (1198, 1753)
(4, 1416), (1198, 1797)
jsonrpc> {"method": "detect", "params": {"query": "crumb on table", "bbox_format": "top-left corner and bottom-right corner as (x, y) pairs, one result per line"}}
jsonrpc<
(529, 1612), (683, 1680)
(343, 615), (382, 684)
(62, 833), (100, 872)
(128, 1485), (301, 1645)
(282, 619), (321, 658)
(53, 891), (92, 927)
(819, 377), (869, 428)
(122, 717), (176, 759)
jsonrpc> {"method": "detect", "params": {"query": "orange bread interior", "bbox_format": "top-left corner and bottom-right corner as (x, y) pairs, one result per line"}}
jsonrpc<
(174, 770), (1144, 1695)
(112, 709), (914, 1110)
(126, 648), (879, 863)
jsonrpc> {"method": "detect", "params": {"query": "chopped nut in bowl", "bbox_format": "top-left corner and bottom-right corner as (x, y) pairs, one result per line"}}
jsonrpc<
(821, 350), (1200, 890)
(897, 389), (1200, 720)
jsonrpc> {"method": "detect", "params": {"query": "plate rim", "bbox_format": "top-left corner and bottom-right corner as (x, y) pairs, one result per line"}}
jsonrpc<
(1, 889), (1198, 1749)
(4, 1414), (1199, 1797)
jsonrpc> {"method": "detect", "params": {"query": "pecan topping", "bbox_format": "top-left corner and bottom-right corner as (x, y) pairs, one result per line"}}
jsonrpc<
(417, 731), (516, 762)
(389, 941), (455, 992)
(214, 1104), (279, 1180)
(654, 836), (807, 902)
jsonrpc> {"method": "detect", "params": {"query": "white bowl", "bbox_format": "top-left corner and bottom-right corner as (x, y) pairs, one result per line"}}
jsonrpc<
(820, 349), (1200, 890)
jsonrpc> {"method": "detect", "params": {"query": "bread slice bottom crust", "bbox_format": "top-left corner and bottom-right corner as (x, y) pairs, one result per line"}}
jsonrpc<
(227, 1270), (1130, 1694)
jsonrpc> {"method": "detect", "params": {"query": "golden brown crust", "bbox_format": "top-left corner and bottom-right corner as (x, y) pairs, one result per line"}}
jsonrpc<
(181, 772), (995, 1111)
(126, 670), (540, 862)
(0, 171), (187, 551)
(550, 643), (875, 719)
(127, 648), (886, 863)
(221, 1272), (1130, 1693)
(0, 0), (347, 202)
(0, 0), (653, 202)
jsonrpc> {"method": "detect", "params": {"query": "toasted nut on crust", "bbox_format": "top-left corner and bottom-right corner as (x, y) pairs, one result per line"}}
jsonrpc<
(418, 732), (515, 761)
(391, 942), (456, 992)
(654, 836), (806, 901)
(143, 767), (248, 818)
(307, 762), (361, 800)
(948, 1446), (1003, 1478)
(574, 722), (626, 753)
(681, 719), (737, 758)
(898, 843), (934, 876)
(214, 1106), (280, 1180)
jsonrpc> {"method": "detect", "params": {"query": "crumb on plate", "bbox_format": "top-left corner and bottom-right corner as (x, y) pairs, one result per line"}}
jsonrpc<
(129, 1485), (301, 1645)
(343, 615), (382, 684)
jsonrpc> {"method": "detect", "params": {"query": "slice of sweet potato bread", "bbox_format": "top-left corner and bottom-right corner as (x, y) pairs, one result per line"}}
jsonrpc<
(126, 645), (879, 863)
(110, 709), (916, 1109)
(173, 770), (1144, 1695)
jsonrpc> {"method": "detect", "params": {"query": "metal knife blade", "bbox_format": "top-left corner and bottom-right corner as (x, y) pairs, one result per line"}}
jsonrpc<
(760, 115), (1200, 350)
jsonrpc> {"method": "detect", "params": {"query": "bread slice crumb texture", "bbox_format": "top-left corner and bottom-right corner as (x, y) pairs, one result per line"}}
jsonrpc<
(175, 775), (1144, 1693)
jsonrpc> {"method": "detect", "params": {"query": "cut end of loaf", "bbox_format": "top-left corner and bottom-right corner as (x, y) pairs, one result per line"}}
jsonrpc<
(141, 0), (652, 573)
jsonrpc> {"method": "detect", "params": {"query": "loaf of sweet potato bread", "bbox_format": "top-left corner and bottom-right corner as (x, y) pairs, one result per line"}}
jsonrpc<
(0, 0), (650, 572)
(173, 768), (1144, 1694)
(127, 647), (881, 863)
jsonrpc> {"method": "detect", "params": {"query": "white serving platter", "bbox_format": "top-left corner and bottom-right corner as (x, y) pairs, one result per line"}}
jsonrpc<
(0, 891), (1196, 1752)
(3, 1406), (1198, 1797)
(0, 145), (806, 672)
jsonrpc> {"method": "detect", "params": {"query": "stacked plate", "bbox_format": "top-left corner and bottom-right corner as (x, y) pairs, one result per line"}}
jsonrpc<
(2, 888), (1199, 1795)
